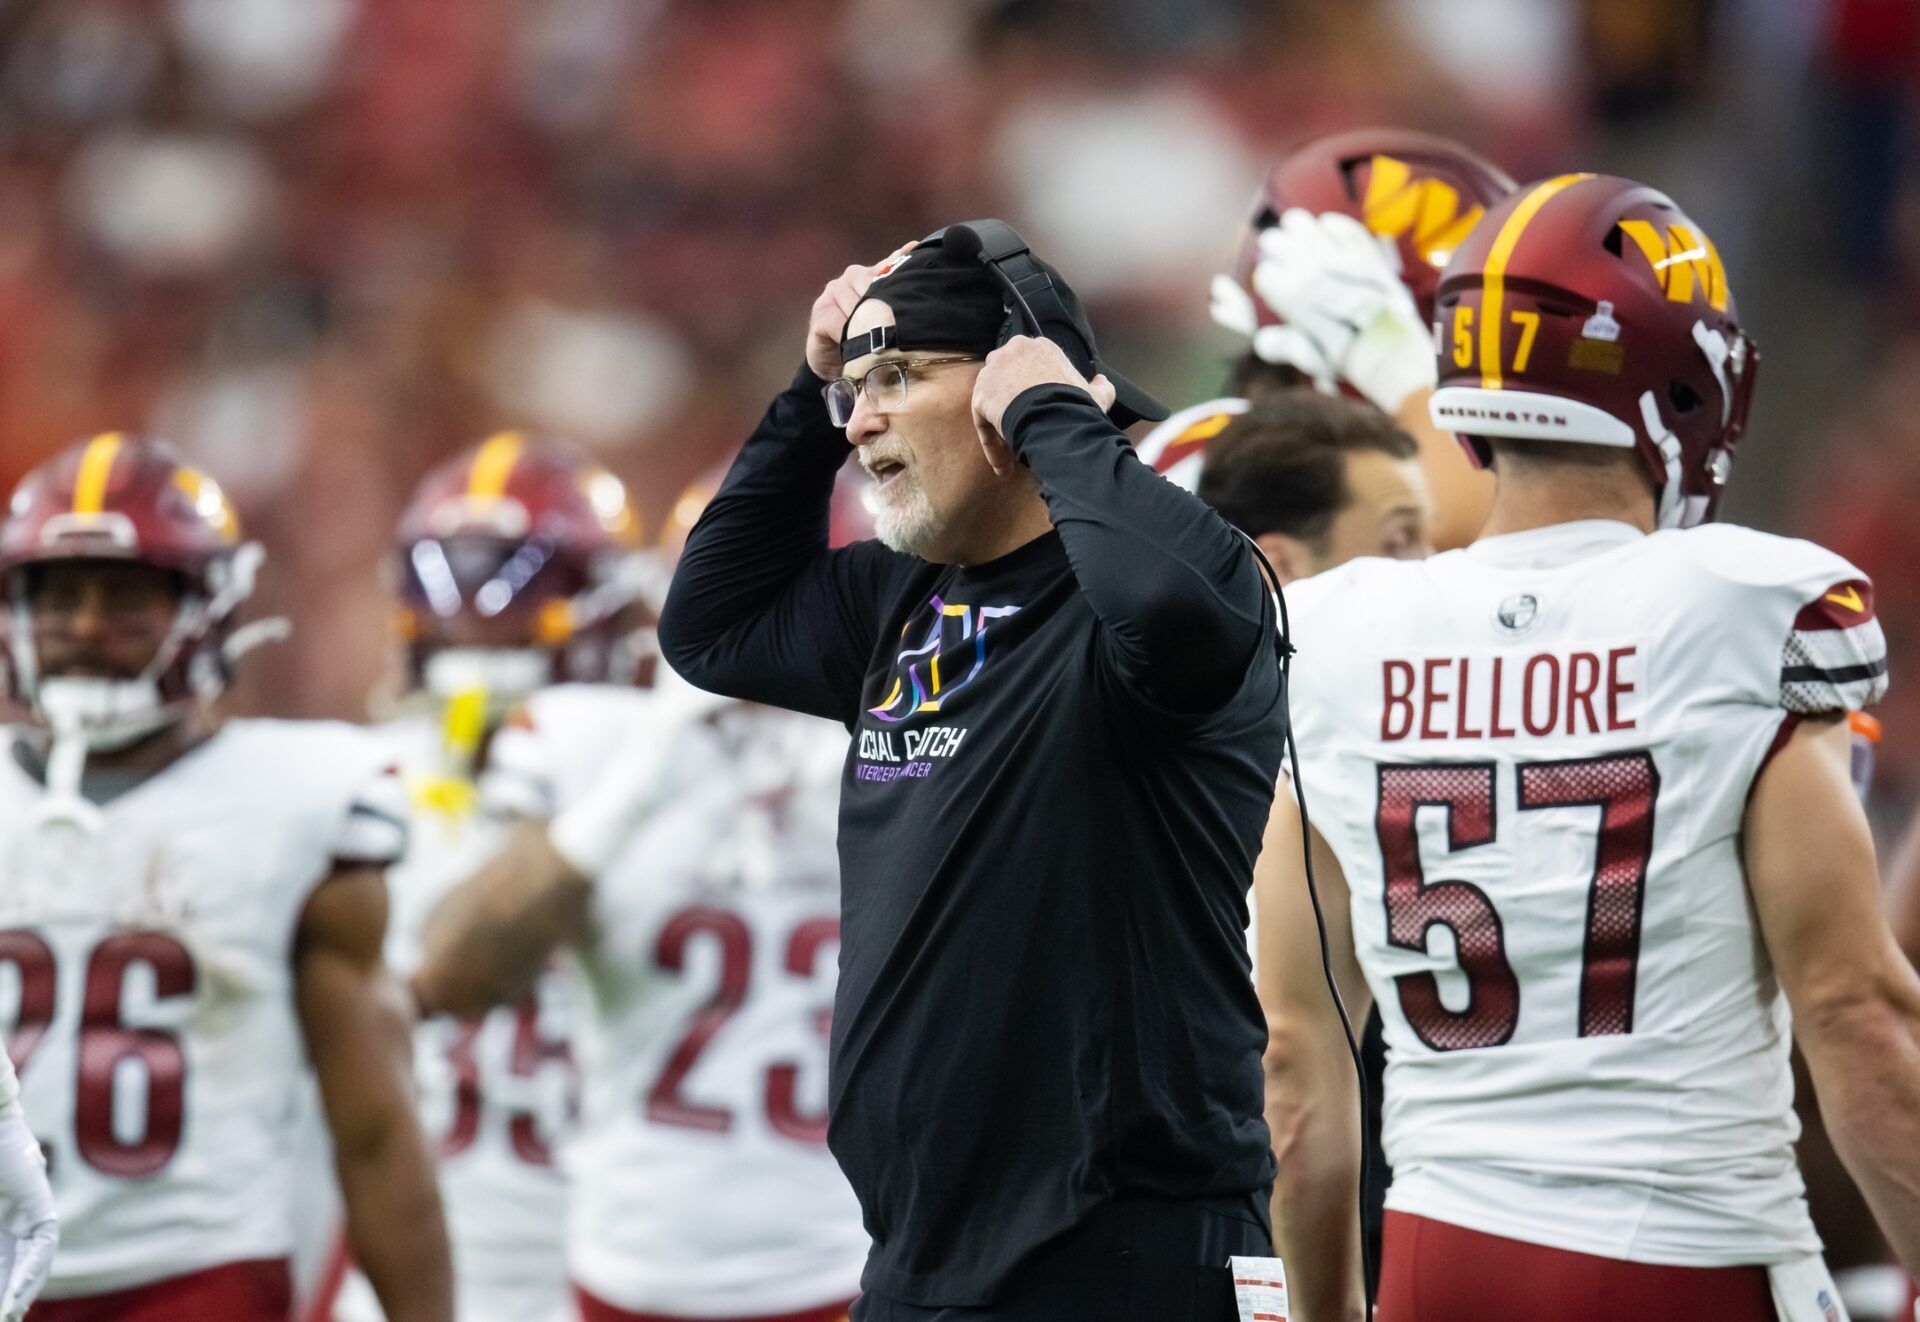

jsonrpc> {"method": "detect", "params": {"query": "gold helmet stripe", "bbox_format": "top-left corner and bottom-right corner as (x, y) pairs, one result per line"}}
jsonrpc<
(1478, 174), (1592, 390)
(72, 432), (125, 515)
(467, 431), (524, 500)
(171, 467), (240, 540)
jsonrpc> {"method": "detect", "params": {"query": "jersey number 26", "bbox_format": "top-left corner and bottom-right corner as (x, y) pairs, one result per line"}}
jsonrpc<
(0, 929), (194, 1177)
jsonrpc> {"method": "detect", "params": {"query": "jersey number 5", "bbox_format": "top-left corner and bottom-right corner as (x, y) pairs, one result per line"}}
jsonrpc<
(1376, 753), (1658, 1051)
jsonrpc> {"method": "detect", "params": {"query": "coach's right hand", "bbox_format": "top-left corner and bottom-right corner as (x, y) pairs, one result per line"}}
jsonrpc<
(806, 242), (916, 381)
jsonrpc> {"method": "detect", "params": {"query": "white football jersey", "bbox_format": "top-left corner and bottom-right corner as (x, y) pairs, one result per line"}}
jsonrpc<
(333, 685), (653, 1322)
(1283, 519), (1887, 1266)
(0, 719), (404, 1297)
(1133, 395), (1247, 492)
(487, 676), (868, 1316)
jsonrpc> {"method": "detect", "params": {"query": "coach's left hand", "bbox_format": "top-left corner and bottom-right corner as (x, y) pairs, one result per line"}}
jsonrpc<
(972, 335), (1116, 476)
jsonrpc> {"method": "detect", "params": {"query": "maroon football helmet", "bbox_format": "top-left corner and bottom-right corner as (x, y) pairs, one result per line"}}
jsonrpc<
(0, 433), (262, 744)
(1427, 173), (1759, 529)
(1229, 128), (1517, 325)
(395, 432), (651, 699)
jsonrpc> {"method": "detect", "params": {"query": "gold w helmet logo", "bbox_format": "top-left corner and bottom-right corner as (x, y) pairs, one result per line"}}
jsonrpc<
(1361, 154), (1486, 268)
(1617, 219), (1729, 311)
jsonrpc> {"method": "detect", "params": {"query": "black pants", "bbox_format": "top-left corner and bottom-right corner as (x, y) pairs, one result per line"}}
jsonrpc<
(852, 1193), (1270, 1322)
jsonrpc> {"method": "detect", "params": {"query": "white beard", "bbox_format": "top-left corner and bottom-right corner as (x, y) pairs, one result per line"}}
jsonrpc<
(867, 472), (941, 559)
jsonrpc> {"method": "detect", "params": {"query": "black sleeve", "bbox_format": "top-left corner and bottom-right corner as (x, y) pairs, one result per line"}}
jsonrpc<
(658, 365), (916, 726)
(1000, 382), (1272, 715)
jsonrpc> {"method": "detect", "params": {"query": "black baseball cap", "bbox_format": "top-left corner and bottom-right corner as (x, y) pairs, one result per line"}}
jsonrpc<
(840, 224), (1170, 428)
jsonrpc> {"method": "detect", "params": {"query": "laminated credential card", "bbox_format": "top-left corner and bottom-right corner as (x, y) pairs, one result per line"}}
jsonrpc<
(1227, 1255), (1289, 1322)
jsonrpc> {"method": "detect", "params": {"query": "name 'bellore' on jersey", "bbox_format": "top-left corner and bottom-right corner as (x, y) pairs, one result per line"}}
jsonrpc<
(1378, 645), (1642, 741)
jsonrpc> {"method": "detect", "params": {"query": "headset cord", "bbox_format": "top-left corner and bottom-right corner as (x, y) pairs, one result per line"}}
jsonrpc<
(1246, 534), (1376, 1322)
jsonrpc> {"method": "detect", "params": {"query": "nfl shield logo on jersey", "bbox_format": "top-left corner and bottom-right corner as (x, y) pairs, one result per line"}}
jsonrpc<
(1493, 592), (1540, 635)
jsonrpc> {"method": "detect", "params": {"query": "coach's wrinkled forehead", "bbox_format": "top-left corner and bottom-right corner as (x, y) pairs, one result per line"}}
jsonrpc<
(840, 244), (1003, 364)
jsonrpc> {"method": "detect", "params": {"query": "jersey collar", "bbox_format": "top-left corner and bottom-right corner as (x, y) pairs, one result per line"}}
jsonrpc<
(1465, 518), (1645, 569)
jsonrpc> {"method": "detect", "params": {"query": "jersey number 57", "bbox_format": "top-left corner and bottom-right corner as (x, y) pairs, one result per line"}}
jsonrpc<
(1376, 753), (1658, 1051)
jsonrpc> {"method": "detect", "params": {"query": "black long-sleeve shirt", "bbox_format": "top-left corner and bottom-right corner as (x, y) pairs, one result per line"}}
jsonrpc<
(659, 366), (1285, 1307)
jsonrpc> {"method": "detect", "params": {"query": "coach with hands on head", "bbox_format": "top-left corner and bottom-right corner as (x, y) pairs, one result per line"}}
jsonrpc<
(659, 225), (1286, 1321)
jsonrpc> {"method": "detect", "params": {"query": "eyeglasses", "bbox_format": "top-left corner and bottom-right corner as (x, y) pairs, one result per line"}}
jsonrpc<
(822, 356), (980, 427)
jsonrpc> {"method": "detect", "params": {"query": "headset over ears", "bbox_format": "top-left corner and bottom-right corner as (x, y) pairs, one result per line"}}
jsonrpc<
(937, 221), (1099, 377)
(913, 219), (1168, 427)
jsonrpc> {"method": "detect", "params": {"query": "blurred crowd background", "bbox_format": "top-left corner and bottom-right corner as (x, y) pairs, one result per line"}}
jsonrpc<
(0, 0), (1915, 809)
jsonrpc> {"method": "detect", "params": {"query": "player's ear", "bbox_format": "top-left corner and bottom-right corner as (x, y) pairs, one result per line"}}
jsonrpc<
(977, 426), (1017, 478)
(1255, 532), (1313, 586)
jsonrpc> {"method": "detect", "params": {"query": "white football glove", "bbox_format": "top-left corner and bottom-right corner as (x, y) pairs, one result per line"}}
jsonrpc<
(1250, 208), (1436, 413)
(1207, 273), (1339, 392)
(0, 1103), (56, 1322)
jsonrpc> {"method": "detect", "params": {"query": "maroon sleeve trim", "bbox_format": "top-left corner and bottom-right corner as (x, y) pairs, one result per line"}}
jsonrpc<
(1791, 579), (1874, 632)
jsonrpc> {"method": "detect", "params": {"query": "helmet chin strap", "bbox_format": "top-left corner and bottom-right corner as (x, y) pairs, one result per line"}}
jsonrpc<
(1638, 391), (1711, 530)
(35, 677), (178, 752)
(29, 724), (106, 837)
(1637, 320), (1737, 532)
(7, 541), (266, 781)
(1692, 321), (1733, 428)
(27, 594), (202, 754)
(27, 679), (149, 838)
(12, 542), (271, 755)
